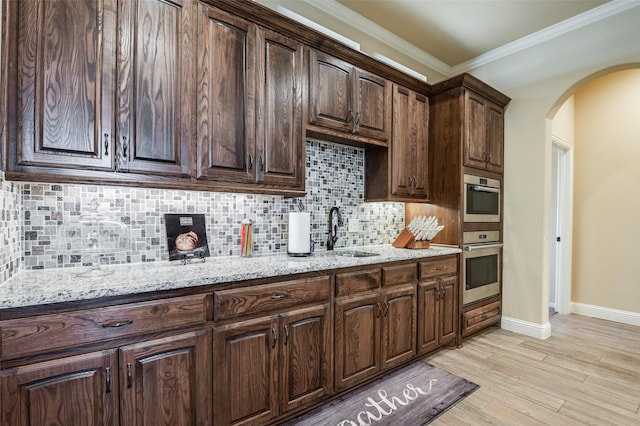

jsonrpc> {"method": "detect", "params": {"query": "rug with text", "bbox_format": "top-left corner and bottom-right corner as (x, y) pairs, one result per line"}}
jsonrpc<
(284, 361), (478, 426)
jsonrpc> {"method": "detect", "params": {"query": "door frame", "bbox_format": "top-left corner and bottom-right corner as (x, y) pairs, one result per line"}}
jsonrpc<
(551, 137), (574, 315)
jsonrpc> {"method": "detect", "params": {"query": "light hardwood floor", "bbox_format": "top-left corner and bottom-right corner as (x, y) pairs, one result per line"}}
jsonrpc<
(425, 314), (640, 425)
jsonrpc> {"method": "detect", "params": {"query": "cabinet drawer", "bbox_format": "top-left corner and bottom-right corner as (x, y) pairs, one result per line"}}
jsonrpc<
(335, 269), (381, 297)
(420, 257), (457, 279)
(462, 300), (501, 336)
(382, 263), (417, 287)
(214, 276), (330, 321)
(1, 294), (210, 360)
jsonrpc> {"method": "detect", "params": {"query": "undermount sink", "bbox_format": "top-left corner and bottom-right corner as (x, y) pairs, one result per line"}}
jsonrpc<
(332, 250), (379, 258)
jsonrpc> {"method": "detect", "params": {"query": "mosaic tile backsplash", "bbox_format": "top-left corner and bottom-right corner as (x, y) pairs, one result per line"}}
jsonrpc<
(0, 141), (404, 279)
(0, 172), (23, 283)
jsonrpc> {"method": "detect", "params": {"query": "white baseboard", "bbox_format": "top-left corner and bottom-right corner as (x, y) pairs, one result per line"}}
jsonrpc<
(501, 316), (551, 340)
(571, 302), (640, 327)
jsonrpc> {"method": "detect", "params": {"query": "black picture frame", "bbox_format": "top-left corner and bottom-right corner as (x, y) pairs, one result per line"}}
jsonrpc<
(164, 213), (210, 261)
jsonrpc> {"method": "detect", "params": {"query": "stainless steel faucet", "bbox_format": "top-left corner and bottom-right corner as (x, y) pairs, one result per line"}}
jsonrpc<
(326, 207), (343, 250)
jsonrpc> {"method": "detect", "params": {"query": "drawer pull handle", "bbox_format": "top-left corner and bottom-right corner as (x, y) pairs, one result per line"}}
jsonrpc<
(284, 325), (289, 345)
(270, 293), (287, 300)
(102, 320), (133, 328)
(272, 328), (278, 348)
(126, 363), (133, 388)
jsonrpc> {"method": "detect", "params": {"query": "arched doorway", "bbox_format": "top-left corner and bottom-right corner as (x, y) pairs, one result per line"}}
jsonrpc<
(547, 65), (640, 327)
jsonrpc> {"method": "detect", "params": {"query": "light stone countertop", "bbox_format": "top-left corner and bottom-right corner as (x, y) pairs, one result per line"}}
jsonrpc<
(0, 245), (460, 310)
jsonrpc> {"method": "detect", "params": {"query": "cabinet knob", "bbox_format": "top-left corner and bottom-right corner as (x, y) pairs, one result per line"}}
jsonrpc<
(104, 133), (109, 156)
(271, 328), (278, 348)
(126, 363), (133, 388)
(105, 367), (112, 394)
(284, 325), (289, 345)
(248, 154), (254, 171)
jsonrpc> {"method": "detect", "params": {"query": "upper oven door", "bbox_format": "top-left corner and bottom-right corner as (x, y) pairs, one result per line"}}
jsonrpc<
(464, 174), (501, 222)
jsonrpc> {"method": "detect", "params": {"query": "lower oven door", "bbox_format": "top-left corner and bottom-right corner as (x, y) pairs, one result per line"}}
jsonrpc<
(463, 244), (502, 305)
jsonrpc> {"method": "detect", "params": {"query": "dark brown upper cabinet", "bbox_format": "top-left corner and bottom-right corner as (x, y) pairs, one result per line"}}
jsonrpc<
(197, 5), (256, 185)
(3, 0), (195, 180)
(464, 91), (505, 174)
(197, 4), (304, 193)
(390, 85), (429, 200)
(307, 50), (391, 146)
(365, 84), (429, 202)
(255, 28), (305, 189)
(116, 0), (195, 178)
(5, 0), (118, 172)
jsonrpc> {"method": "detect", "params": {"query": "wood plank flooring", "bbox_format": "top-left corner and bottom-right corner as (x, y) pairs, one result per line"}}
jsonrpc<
(425, 314), (640, 425)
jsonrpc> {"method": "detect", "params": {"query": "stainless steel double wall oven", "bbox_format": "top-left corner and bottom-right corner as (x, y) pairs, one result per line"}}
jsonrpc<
(462, 174), (502, 305)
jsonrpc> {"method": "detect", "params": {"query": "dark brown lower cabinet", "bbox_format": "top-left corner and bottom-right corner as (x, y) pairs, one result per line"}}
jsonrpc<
(0, 350), (119, 426)
(213, 304), (331, 426)
(334, 292), (380, 390)
(417, 275), (457, 354)
(120, 329), (213, 426)
(0, 329), (212, 426)
(381, 286), (417, 370)
(334, 284), (416, 391)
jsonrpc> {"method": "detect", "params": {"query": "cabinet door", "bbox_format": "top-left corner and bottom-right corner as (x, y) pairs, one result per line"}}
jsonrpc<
(10, 0), (116, 171)
(120, 329), (212, 426)
(197, 5), (256, 183)
(486, 102), (505, 173)
(391, 85), (412, 197)
(280, 304), (332, 414)
(381, 285), (416, 370)
(334, 293), (381, 390)
(255, 28), (304, 189)
(117, 0), (195, 177)
(412, 92), (429, 198)
(213, 317), (279, 426)
(308, 51), (354, 133)
(439, 275), (458, 345)
(464, 91), (488, 170)
(354, 69), (390, 141)
(1, 350), (118, 426)
(417, 280), (439, 355)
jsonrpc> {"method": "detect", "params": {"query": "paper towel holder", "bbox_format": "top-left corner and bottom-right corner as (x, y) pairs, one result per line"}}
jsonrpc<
(288, 210), (313, 257)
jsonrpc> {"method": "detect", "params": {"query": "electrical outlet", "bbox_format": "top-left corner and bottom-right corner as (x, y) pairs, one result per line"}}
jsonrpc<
(348, 218), (360, 233)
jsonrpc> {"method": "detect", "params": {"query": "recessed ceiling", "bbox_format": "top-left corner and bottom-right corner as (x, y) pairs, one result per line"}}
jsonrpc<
(335, 0), (610, 66)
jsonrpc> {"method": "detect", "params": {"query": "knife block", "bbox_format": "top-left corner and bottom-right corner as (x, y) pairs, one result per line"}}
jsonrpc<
(392, 228), (431, 249)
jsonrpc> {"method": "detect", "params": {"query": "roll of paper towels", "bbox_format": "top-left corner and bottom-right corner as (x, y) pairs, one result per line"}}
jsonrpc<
(288, 212), (311, 256)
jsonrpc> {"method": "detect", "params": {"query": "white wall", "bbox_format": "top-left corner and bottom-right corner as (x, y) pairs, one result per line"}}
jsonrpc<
(573, 69), (640, 314)
(472, 6), (640, 332)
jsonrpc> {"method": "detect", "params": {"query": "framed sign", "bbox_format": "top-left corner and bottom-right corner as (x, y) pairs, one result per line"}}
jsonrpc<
(164, 214), (210, 261)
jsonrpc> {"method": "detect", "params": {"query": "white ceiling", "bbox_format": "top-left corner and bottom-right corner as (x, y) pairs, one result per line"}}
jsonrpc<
(334, 0), (610, 66)
(258, 0), (640, 88)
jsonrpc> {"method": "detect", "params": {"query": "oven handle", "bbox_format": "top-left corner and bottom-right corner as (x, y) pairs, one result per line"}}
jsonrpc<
(470, 185), (500, 193)
(464, 243), (504, 251)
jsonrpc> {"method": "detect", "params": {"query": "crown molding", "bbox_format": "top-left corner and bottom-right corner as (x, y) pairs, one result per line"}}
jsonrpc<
(302, 0), (452, 76)
(452, 0), (640, 75)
